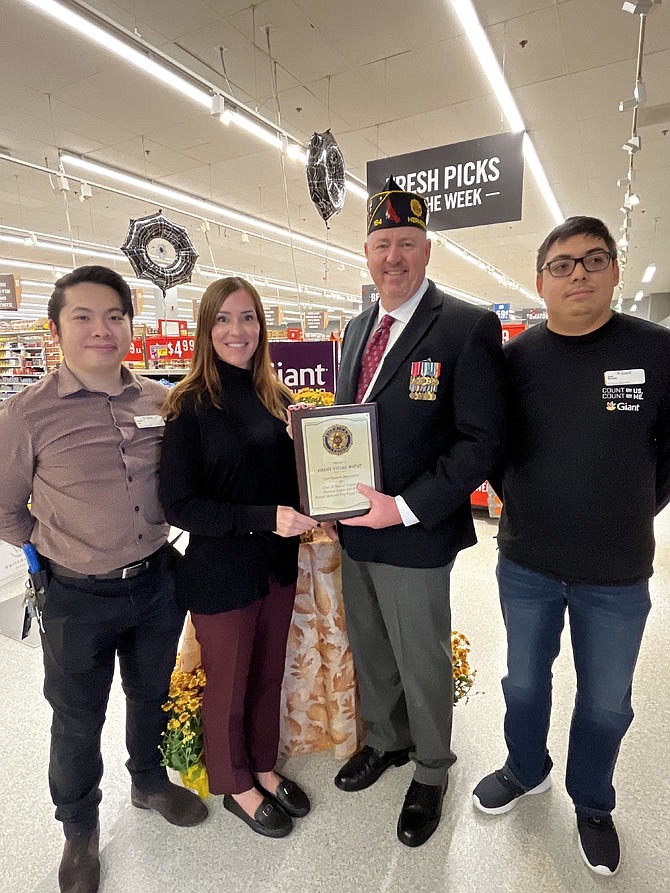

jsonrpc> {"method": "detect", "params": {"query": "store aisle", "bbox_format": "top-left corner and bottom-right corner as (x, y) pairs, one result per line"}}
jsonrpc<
(1, 509), (668, 893)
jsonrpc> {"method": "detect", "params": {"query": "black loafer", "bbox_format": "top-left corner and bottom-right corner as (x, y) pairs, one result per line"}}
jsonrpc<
(257, 774), (310, 818)
(397, 777), (448, 848)
(334, 746), (411, 792)
(223, 794), (293, 838)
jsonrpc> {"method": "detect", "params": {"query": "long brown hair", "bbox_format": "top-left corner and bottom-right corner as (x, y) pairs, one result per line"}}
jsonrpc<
(162, 276), (293, 420)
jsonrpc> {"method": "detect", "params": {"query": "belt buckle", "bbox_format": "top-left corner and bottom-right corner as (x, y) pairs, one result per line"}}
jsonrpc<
(121, 561), (143, 580)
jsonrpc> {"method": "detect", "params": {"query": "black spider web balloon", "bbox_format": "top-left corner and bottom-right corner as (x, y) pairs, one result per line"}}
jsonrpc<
(306, 130), (346, 225)
(120, 210), (198, 292)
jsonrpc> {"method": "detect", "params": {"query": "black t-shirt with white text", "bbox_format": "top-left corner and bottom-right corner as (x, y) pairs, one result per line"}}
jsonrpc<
(497, 313), (670, 584)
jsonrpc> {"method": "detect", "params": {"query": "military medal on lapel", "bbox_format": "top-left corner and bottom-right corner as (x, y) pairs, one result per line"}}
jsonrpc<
(409, 359), (441, 401)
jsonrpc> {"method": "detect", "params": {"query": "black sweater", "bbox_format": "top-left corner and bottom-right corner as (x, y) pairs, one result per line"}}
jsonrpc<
(159, 360), (299, 613)
(497, 314), (670, 584)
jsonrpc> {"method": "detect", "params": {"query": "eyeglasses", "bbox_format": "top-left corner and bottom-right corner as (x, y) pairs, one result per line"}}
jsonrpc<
(541, 250), (613, 278)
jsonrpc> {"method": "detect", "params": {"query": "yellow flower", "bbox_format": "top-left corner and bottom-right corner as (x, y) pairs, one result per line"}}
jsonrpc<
(451, 629), (476, 705)
(159, 663), (208, 774)
(293, 387), (335, 407)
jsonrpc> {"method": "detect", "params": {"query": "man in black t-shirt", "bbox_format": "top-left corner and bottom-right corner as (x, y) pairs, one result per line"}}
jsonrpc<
(472, 217), (670, 878)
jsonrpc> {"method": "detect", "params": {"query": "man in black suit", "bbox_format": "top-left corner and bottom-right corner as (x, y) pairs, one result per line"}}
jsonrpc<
(330, 177), (506, 847)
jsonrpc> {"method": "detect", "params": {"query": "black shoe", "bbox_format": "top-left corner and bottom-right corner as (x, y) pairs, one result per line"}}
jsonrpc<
(58, 825), (100, 893)
(334, 746), (411, 792)
(577, 811), (621, 876)
(223, 794), (293, 838)
(473, 768), (552, 815)
(131, 781), (208, 826)
(397, 777), (448, 848)
(256, 774), (311, 817)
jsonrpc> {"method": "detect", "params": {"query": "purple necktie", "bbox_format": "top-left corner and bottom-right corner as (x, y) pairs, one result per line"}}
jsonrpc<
(355, 314), (395, 403)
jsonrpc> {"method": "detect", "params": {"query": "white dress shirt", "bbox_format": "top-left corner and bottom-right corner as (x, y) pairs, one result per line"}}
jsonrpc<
(360, 279), (429, 526)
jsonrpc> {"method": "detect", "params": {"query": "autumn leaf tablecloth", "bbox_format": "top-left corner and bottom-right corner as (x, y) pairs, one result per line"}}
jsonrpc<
(279, 531), (362, 759)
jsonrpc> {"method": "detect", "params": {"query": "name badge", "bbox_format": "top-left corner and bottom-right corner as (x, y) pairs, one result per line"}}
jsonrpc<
(134, 415), (165, 428)
(604, 369), (645, 386)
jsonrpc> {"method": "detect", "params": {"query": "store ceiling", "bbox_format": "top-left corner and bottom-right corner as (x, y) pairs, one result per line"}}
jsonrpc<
(0, 0), (669, 323)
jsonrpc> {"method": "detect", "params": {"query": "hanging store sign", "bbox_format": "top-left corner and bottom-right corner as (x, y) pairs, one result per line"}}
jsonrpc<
(362, 284), (380, 310)
(265, 306), (284, 327)
(158, 319), (187, 336)
(305, 311), (328, 330)
(0, 275), (21, 311)
(270, 340), (339, 393)
(131, 288), (144, 315)
(366, 131), (524, 232)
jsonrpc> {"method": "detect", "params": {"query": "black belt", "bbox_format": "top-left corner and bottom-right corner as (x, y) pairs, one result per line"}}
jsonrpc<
(48, 549), (163, 581)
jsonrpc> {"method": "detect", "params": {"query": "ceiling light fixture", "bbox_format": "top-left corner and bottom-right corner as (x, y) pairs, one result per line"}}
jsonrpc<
(622, 0), (662, 14)
(24, 0), (210, 107)
(448, 0), (563, 225)
(618, 97), (638, 112)
(210, 95), (225, 117)
(286, 143), (308, 164)
(0, 257), (68, 275)
(229, 110), (283, 150)
(641, 264), (656, 283)
(615, 0), (658, 297)
(623, 135), (642, 153)
(435, 230), (540, 303)
(59, 154), (366, 267)
(22, 0), (371, 201)
(345, 180), (369, 200)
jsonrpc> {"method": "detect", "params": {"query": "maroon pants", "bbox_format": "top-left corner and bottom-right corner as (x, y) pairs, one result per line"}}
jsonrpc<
(191, 577), (297, 794)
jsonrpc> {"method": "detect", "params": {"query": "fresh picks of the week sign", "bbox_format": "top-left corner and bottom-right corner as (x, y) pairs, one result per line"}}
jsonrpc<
(366, 131), (524, 232)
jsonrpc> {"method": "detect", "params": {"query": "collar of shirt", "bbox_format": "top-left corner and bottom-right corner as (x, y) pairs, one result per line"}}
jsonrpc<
(359, 278), (430, 403)
(375, 278), (430, 331)
(56, 362), (144, 398)
(372, 277), (429, 358)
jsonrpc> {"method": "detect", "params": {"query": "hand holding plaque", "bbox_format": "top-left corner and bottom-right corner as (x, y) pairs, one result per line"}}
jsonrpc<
(291, 404), (382, 522)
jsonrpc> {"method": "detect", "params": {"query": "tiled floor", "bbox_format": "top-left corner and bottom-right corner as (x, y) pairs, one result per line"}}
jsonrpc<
(1, 509), (668, 892)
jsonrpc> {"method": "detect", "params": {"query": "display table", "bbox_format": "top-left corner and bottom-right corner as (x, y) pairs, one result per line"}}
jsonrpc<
(178, 530), (361, 760)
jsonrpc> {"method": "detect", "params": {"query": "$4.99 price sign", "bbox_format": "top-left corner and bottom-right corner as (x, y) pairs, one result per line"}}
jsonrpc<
(145, 335), (195, 362)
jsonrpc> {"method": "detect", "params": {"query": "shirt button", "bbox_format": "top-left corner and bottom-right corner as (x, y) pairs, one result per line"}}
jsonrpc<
(138, 534), (143, 540)
(134, 506), (140, 512)
(128, 475), (133, 482)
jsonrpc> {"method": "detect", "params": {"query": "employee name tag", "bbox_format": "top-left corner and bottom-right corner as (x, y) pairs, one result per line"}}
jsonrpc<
(604, 369), (645, 386)
(134, 414), (165, 428)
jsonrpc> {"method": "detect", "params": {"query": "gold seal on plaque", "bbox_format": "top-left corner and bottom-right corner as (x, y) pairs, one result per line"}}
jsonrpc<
(323, 424), (353, 455)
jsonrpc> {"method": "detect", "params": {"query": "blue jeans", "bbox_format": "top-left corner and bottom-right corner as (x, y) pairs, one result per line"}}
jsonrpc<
(497, 555), (650, 816)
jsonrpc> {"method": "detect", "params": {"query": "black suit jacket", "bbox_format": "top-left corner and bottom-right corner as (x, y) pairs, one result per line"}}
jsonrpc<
(336, 280), (506, 568)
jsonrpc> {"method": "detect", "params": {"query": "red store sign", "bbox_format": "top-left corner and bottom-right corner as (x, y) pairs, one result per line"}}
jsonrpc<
(145, 335), (195, 362)
(124, 337), (145, 363)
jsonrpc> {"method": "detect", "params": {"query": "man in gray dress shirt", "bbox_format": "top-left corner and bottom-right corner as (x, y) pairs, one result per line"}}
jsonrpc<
(0, 266), (206, 893)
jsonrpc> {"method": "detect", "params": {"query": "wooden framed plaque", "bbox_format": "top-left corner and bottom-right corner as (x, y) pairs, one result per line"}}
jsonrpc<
(292, 403), (382, 522)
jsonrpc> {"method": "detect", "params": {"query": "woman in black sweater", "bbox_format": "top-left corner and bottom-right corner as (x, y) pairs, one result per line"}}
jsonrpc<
(159, 277), (315, 838)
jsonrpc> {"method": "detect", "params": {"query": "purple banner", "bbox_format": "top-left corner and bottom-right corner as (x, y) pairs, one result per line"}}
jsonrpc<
(269, 340), (339, 393)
